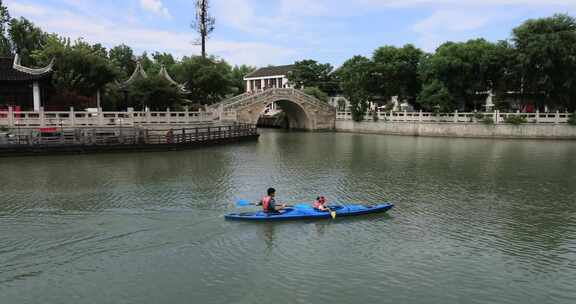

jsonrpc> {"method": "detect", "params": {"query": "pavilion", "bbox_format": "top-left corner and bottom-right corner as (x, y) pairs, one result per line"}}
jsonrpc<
(118, 62), (188, 93)
(0, 54), (54, 111)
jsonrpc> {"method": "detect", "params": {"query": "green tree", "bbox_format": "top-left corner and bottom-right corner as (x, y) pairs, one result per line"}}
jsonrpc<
(8, 17), (47, 65)
(372, 44), (424, 106)
(139, 52), (156, 74)
(288, 59), (339, 96)
(419, 39), (503, 111)
(230, 64), (255, 95)
(128, 75), (183, 110)
(303, 86), (329, 102)
(174, 56), (233, 104)
(337, 56), (372, 121)
(417, 80), (455, 112)
(109, 44), (136, 80)
(0, 0), (11, 56)
(512, 14), (576, 111)
(32, 36), (117, 97)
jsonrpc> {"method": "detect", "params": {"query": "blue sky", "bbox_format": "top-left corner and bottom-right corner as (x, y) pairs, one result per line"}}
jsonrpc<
(4, 0), (576, 67)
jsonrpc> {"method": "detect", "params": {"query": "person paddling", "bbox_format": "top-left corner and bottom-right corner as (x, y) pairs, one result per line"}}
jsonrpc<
(257, 188), (286, 214)
(313, 196), (328, 211)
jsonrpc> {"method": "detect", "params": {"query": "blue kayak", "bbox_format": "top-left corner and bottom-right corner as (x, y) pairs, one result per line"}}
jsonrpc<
(224, 203), (394, 221)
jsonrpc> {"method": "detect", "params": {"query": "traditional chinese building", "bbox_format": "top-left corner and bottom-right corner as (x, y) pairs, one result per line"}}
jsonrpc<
(117, 61), (189, 109)
(244, 65), (294, 93)
(0, 55), (54, 111)
(119, 62), (188, 92)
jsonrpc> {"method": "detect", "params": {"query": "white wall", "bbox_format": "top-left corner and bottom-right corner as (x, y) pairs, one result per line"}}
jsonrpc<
(336, 121), (576, 139)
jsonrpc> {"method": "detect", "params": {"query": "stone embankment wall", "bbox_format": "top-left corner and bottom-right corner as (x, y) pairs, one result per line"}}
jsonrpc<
(335, 121), (576, 139)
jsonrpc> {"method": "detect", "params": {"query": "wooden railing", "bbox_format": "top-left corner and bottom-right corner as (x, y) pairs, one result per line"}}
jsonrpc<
(0, 107), (215, 128)
(0, 123), (258, 148)
(336, 110), (574, 124)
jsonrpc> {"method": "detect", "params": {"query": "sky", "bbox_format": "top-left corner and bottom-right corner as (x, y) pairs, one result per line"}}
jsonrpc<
(4, 0), (576, 67)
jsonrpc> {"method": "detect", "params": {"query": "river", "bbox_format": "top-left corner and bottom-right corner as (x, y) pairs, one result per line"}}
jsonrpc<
(1, 130), (575, 304)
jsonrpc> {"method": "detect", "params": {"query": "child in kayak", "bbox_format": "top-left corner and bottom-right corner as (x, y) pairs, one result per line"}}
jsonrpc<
(313, 196), (328, 211)
(257, 188), (286, 213)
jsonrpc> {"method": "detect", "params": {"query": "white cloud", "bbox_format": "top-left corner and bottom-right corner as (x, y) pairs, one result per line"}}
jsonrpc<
(360, 0), (576, 8)
(412, 10), (491, 51)
(6, 1), (48, 16)
(5, 1), (296, 66)
(139, 0), (171, 18)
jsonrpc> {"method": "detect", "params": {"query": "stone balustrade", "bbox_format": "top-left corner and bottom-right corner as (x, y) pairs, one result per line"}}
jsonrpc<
(0, 107), (215, 128)
(336, 110), (573, 124)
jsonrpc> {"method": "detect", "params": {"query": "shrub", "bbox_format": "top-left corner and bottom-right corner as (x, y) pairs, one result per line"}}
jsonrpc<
(0, 125), (9, 132)
(474, 112), (485, 120)
(303, 87), (329, 102)
(568, 112), (576, 126)
(481, 117), (494, 125)
(504, 115), (527, 125)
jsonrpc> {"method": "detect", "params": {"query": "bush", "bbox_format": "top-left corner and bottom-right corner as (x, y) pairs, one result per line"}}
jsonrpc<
(474, 112), (485, 120)
(0, 125), (9, 132)
(568, 112), (576, 126)
(504, 115), (527, 125)
(303, 87), (329, 102)
(481, 117), (494, 125)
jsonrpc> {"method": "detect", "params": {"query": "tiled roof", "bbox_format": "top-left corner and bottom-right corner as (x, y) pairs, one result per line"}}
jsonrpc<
(245, 65), (294, 79)
(0, 57), (52, 82)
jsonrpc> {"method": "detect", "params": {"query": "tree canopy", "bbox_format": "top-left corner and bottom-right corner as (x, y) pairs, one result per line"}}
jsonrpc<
(288, 60), (339, 96)
(174, 56), (233, 105)
(512, 14), (576, 111)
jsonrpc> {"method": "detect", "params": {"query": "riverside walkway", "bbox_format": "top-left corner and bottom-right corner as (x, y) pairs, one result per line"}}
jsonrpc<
(0, 123), (258, 156)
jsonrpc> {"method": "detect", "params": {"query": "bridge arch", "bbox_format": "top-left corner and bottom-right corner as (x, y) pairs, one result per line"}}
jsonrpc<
(248, 99), (312, 130)
(216, 89), (335, 131)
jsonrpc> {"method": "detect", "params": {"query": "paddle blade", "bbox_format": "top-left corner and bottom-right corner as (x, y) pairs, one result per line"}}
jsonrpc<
(236, 200), (252, 207)
(330, 211), (336, 219)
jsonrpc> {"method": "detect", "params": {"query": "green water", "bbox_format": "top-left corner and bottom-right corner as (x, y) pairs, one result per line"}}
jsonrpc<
(1, 130), (575, 304)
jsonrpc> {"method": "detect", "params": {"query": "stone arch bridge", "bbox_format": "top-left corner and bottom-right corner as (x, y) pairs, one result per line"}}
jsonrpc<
(209, 88), (336, 131)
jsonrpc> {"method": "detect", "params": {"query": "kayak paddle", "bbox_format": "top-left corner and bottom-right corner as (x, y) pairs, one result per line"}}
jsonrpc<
(236, 200), (312, 210)
(236, 199), (253, 207)
(326, 206), (336, 219)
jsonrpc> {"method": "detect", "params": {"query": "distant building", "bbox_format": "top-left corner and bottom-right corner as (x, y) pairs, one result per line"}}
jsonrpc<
(0, 55), (54, 111)
(244, 65), (294, 93)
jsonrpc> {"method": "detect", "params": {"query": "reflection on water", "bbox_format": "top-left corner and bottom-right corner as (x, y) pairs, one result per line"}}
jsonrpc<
(1, 130), (576, 304)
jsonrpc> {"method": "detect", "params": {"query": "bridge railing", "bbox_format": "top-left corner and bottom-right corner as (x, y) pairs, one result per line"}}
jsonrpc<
(336, 110), (573, 124)
(221, 88), (335, 111)
(217, 92), (251, 108)
(0, 107), (215, 128)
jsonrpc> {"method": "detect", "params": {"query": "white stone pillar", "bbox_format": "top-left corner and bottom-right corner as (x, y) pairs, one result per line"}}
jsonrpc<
(96, 89), (101, 109)
(70, 107), (75, 127)
(555, 110), (560, 124)
(8, 106), (14, 127)
(33, 81), (41, 112)
(39, 106), (45, 127)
